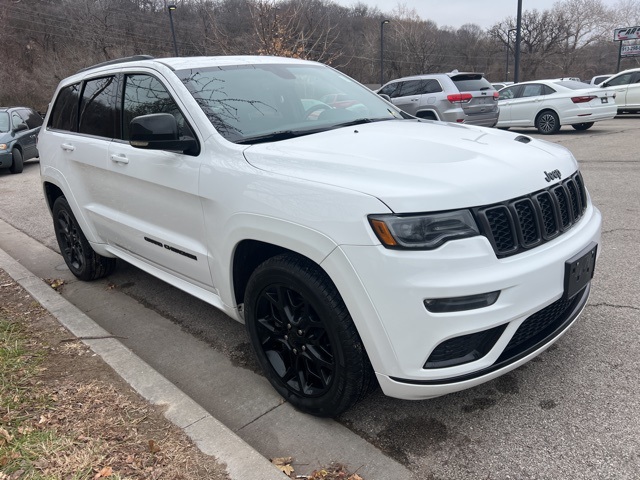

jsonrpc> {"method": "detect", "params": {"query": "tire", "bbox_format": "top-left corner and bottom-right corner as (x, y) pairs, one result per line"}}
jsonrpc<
(535, 110), (560, 135)
(571, 122), (594, 131)
(244, 253), (375, 417)
(52, 197), (116, 281)
(497, 127), (510, 130)
(417, 111), (438, 121)
(9, 149), (23, 174)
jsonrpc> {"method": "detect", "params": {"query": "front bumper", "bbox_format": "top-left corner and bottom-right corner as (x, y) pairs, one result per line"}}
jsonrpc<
(323, 204), (601, 400)
(0, 150), (12, 168)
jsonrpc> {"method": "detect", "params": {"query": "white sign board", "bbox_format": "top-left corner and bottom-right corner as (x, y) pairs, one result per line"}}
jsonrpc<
(622, 44), (640, 57)
(615, 26), (640, 41)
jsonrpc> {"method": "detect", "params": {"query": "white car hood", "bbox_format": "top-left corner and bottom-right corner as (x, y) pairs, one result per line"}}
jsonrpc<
(243, 120), (579, 213)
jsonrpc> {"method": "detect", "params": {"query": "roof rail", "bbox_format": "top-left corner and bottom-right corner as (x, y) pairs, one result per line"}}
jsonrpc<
(76, 55), (154, 74)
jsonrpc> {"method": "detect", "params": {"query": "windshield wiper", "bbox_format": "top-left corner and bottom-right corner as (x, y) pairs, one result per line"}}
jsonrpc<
(236, 130), (318, 145)
(330, 117), (395, 129)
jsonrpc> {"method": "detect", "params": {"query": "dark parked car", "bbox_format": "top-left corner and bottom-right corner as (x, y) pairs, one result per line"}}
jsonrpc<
(0, 107), (43, 174)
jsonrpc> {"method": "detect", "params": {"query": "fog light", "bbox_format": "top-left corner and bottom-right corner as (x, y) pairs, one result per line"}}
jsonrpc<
(424, 291), (500, 313)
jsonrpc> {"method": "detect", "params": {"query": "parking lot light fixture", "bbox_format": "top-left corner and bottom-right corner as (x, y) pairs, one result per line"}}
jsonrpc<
(380, 19), (390, 86)
(168, 4), (178, 57)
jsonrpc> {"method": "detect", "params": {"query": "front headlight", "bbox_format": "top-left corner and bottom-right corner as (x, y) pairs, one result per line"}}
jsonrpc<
(368, 210), (479, 249)
(0, 144), (8, 150)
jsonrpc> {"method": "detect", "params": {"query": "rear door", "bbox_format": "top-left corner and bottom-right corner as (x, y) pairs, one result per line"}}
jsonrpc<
(497, 85), (522, 125)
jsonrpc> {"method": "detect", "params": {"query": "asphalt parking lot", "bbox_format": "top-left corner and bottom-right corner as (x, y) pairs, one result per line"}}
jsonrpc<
(0, 117), (638, 479)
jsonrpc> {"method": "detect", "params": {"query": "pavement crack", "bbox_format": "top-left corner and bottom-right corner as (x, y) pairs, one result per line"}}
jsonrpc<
(235, 403), (282, 432)
(602, 228), (640, 235)
(182, 414), (209, 430)
(588, 302), (640, 312)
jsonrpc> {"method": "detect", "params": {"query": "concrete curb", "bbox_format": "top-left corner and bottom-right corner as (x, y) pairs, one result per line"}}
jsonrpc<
(0, 246), (286, 480)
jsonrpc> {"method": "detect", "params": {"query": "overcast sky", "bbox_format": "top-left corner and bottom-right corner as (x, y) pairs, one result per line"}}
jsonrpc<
(331, 0), (563, 29)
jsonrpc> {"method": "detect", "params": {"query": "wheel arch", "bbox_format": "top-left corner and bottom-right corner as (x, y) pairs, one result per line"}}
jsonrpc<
(416, 109), (440, 120)
(535, 107), (561, 124)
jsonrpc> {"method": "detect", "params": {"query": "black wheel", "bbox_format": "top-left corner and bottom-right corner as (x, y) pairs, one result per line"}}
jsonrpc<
(535, 110), (560, 135)
(497, 126), (510, 130)
(244, 253), (374, 417)
(571, 122), (594, 131)
(52, 197), (116, 280)
(417, 111), (438, 121)
(9, 149), (23, 174)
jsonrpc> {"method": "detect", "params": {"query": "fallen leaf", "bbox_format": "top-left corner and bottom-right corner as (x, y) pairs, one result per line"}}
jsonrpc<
(49, 279), (65, 290)
(0, 428), (12, 443)
(148, 439), (161, 453)
(348, 475), (364, 480)
(271, 457), (294, 476)
(93, 466), (113, 479)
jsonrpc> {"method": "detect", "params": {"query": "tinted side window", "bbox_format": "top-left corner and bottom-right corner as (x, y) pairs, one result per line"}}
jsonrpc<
(543, 85), (556, 95)
(18, 109), (43, 129)
(122, 74), (190, 140)
(423, 79), (443, 94)
(606, 73), (633, 87)
(399, 80), (422, 97)
(79, 76), (117, 138)
(379, 82), (401, 98)
(48, 83), (80, 132)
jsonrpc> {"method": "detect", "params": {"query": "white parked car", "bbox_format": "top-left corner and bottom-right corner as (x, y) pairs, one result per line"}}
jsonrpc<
(600, 68), (640, 113)
(38, 56), (601, 416)
(590, 74), (612, 86)
(497, 79), (617, 134)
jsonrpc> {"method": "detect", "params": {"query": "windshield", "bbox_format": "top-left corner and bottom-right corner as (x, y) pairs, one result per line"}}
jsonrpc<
(175, 63), (405, 144)
(0, 112), (9, 132)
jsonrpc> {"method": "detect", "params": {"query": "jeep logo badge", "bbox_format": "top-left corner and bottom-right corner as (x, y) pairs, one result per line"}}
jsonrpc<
(544, 169), (562, 182)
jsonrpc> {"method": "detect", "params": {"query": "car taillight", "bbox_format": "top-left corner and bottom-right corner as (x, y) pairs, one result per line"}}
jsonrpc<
(571, 95), (597, 104)
(447, 93), (473, 103)
(493, 91), (500, 99)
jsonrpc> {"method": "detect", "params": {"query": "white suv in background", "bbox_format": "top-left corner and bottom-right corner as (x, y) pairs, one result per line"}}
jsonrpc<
(39, 55), (601, 417)
(600, 68), (640, 113)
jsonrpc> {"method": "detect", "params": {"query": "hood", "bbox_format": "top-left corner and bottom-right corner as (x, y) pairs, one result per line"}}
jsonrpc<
(243, 120), (578, 213)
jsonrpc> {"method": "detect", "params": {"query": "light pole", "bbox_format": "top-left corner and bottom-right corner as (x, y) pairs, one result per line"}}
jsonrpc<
(505, 28), (517, 82)
(168, 4), (178, 57)
(380, 19), (390, 86)
(514, 0), (523, 83)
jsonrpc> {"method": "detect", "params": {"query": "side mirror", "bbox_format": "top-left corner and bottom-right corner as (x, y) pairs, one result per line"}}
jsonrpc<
(14, 122), (28, 132)
(600, 82), (608, 88)
(378, 93), (392, 102)
(129, 113), (198, 155)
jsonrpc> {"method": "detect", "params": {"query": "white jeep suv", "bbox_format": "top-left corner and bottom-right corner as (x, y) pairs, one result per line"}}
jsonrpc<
(39, 55), (601, 417)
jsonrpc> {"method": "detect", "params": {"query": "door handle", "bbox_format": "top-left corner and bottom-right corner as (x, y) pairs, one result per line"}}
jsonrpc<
(61, 143), (75, 152)
(110, 154), (129, 164)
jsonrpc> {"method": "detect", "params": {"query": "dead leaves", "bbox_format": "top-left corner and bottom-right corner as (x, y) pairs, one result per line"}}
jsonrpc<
(272, 456), (295, 475)
(93, 465), (113, 479)
(48, 278), (65, 290)
(270, 458), (365, 480)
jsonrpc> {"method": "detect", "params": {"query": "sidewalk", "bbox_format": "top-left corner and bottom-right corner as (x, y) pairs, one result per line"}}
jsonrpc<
(0, 247), (286, 480)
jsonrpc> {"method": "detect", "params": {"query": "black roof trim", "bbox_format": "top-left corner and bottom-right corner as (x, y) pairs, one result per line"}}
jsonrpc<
(76, 55), (154, 74)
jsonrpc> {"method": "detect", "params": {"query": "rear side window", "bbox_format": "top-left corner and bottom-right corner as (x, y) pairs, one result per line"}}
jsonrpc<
(423, 79), (443, 94)
(79, 76), (117, 138)
(451, 75), (492, 92)
(48, 83), (80, 132)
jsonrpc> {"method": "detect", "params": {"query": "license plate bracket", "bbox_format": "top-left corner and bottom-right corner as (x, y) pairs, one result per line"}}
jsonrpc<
(563, 243), (597, 300)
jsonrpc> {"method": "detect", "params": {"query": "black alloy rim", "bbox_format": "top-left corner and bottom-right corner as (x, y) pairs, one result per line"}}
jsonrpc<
(57, 210), (85, 271)
(254, 284), (335, 397)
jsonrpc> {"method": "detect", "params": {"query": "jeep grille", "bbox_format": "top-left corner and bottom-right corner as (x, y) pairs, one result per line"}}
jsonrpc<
(475, 172), (588, 258)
